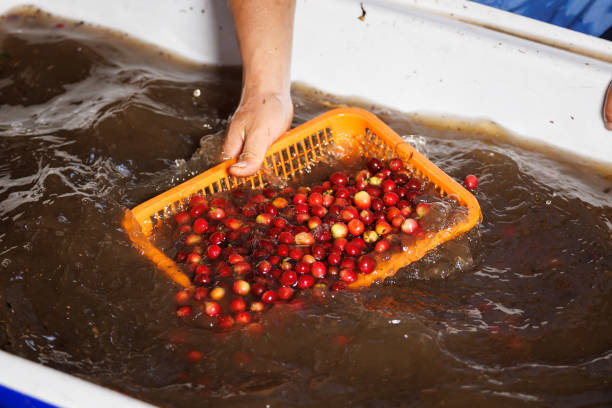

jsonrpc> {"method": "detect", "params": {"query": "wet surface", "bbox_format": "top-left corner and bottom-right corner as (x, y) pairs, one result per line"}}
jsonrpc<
(1, 10), (612, 408)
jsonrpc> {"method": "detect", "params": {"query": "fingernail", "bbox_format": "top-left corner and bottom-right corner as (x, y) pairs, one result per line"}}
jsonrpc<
(232, 161), (247, 168)
(606, 121), (612, 131)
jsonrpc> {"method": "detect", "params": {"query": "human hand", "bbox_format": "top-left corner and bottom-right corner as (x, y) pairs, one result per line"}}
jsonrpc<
(222, 90), (293, 177)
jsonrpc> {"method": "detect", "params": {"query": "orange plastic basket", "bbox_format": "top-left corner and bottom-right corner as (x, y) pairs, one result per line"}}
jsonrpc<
(122, 108), (481, 289)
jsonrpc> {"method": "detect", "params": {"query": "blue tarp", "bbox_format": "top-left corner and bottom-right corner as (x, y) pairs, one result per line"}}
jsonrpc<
(472, 0), (612, 37)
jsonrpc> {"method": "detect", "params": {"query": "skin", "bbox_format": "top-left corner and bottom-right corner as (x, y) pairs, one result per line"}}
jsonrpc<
(226, 1), (611, 175)
(225, 0), (296, 177)
(604, 81), (612, 130)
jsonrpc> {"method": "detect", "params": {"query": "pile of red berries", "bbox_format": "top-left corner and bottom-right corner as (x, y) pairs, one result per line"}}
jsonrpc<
(169, 157), (444, 330)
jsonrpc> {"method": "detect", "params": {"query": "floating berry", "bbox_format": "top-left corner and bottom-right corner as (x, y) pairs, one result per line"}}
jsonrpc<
(175, 212), (191, 225)
(388, 158), (404, 172)
(233, 280), (250, 296)
(217, 315), (234, 329)
(331, 222), (348, 239)
(367, 158), (383, 173)
(298, 275), (315, 289)
(278, 286), (294, 300)
(261, 290), (278, 304)
(353, 191), (372, 210)
(229, 297), (246, 312)
(401, 218), (419, 234)
(175, 290), (190, 304)
(187, 253), (202, 264)
(374, 239), (390, 253)
(357, 255), (376, 274)
(206, 244), (221, 260)
(204, 302), (220, 317)
(187, 350), (203, 362)
(348, 219), (365, 236)
(415, 202), (431, 218)
(340, 269), (357, 283)
(207, 207), (225, 220)
(235, 311), (252, 324)
(464, 174), (478, 190)
(311, 261), (327, 278)
(176, 306), (192, 318)
(295, 232), (315, 246)
(184, 234), (202, 246)
(193, 287), (209, 301)
(210, 287), (226, 301)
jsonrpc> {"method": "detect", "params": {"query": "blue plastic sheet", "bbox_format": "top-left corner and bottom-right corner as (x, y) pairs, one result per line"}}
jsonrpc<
(472, 0), (612, 37)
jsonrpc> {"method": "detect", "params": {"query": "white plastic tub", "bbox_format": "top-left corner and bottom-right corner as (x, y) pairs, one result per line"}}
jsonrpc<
(0, 0), (611, 406)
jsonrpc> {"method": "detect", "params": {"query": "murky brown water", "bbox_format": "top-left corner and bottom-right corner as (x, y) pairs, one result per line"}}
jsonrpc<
(1, 10), (611, 408)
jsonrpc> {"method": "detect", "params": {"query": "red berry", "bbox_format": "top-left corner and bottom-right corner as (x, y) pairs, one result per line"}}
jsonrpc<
(235, 311), (252, 324)
(406, 178), (421, 191)
(388, 158), (404, 172)
(187, 252), (202, 264)
(311, 261), (327, 278)
(367, 158), (383, 173)
(206, 244), (221, 259)
(227, 253), (244, 264)
(381, 179), (396, 193)
(175, 212), (191, 225)
(331, 282), (347, 291)
(348, 219), (365, 236)
(176, 305), (192, 318)
(308, 192), (324, 207)
(280, 270), (298, 286)
(233, 280), (250, 295)
(204, 302), (220, 317)
(330, 172), (348, 186)
(233, 261), (251, 275)
(331, 222), (349, 239)
(295, 261), (310, 274)
(207, 207), (225, 220)
(278, 286), (295, 300)
(175, 290), (190, 304)
(189, 195), (208, 208)
(340, 269), (357, 283)
(353, 191), (372, 210)
(209, 231), (226, 245)
(261, 290), (278, 304)
(289, 247), (304, 261)
(193, 287), (209, 300)
(464, 174), (478, 190)
(401, 218), (419, 234)
(229, 297), (246, 312)
(383, 191), (399, 207)
(298, 275), (315, 289)
(184, 234), (202, 246)
(415, 202), (431, 218)
(217, 314), (234, 329)
(327, 252), (341, 265)
(293, 193), (307, 205)
(357, 255), (376, 274)
(187, 350), (203, 362)
(193, 273), (211, 286)
(295, 232), (315, 246)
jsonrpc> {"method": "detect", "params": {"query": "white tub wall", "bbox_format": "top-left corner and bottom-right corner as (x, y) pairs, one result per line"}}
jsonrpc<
(0, 350), (155, 408)
(1, 0), (611, 165)
(0, 1), (610, 406)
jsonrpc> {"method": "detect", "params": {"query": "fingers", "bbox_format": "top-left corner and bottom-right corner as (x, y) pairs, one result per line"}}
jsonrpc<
(605, 80), (612, 130)
(229, 125), (273, 177)
(222, 117), (246, 160)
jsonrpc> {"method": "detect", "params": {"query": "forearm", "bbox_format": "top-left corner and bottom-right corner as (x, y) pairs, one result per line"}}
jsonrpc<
(229, 0), (295, 95)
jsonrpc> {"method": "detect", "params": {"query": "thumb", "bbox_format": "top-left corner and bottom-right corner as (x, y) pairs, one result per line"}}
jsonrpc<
(228, 127), (272, 177)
